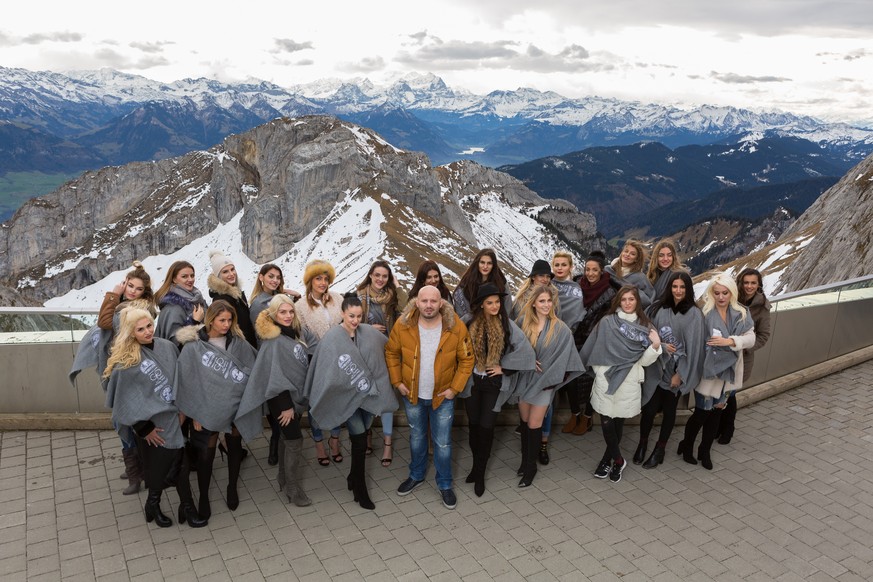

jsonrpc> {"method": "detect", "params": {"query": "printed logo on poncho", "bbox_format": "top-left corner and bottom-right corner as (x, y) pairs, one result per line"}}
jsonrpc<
(337, 354), (371, 393)
(555, 280), (583, 298)
(140, 359), (174, 402)
(293, 343), (308, 365)
(201, 350), (249, 384)
(89, 328), (101, 349)
(618, 322), (650, 347)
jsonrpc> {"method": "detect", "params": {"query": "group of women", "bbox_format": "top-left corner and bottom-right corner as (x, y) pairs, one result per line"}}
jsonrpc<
(83, 239), (771, 527)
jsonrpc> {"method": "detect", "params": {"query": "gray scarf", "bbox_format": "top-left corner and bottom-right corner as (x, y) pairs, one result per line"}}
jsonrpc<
(580, 313), (653, 395)
(105, 338), (184, 449)
(553, 278), (586, 331)
(303, 323), (398, 430)
(175, 335), (258, 435)
(458, 318), (537, 398)
(234, 333), (312, 442)
(169, 284), (206, 307)
(642, 305), (706, 405)
(703, 306), (753, 383)
(496, 318), (585, 409)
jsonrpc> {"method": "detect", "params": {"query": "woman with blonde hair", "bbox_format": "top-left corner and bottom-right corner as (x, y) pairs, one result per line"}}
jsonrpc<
(501, 285), (584, 488)
(605, 240), (655, 307)
(678, 273), (755, 470)
(646, 239), (686, 302)
(296, 259), (345, 466)
(104, 309), (205, 528)
(174, 300), (258, 517)
(238, 294), (317, 506)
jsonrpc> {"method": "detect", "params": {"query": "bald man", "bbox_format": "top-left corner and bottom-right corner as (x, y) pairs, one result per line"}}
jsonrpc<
(385, 286), (474, 509)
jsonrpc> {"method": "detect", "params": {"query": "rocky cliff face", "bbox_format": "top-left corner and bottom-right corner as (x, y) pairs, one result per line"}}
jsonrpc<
(1, 115), (602, 302)
(775, 152), (873, 292)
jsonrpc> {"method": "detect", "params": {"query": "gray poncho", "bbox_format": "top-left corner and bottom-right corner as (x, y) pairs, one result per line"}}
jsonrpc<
(248, 293), (273, 327)
(553, 278), (586, 332)
(175, 334), (258, 435)
(641, 305), (705, 405)
(105, 338), (184, 449)
(69, 325), (112, 388)
(497, 318), (584, 409)
(458, 318), (537, 399)
(580, 313), (653, 396)
(234, 332), (312, 442)
(651, 268), (675, 302)
(605, 266), (655, 307)
(703, 306), (754, 384)
(303, 323), (398, 430)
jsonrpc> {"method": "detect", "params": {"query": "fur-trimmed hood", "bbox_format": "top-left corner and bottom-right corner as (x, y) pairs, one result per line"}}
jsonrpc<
(255, 311), (281, 341)
(207, 274), (242, 301)
(398, 299), (457, 330)
(175, 324), (205, 345)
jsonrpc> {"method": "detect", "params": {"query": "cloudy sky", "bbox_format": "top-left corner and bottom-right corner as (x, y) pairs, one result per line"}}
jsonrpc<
(3, 1), (872, 124)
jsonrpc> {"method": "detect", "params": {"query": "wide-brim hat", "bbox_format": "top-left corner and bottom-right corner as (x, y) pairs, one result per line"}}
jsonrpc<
(471, 282), (507, 309)
(528, 259), (554, 279)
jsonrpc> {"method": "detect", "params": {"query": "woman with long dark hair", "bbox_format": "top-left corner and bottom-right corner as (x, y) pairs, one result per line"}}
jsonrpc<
(453, 249), (510, 318)
(304, 296), (398, 510)
(104, 309), (205, 528)
(174, 301), (258, 518)
(717, 268), (772, 445)
(459, 283), (536, 496)
(564, 250), (617, 436)
(635, 271), (705, 469)
(678, 273), (755, 470)
(409, 260), (453, 303)
(356, 259), (407, 467)
(155, 260), (207, 346)
(580, 286), (662, 483)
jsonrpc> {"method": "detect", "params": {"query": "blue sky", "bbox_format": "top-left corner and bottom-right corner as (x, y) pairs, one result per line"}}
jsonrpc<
(3, 0), (872, 124)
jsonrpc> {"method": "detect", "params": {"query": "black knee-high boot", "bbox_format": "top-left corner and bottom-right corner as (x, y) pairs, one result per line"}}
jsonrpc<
(225, 434), (244, 510)
(349, 433), (374, 510)
(699, 408), (722, 470)
(717, 394), (737, 444)
(516, 422), (529, 476)
(143, 447), (176, 528)
(466, 424), (479, 483)
(679, 408), (705, 465)
(519, 426), (541, 488)
(475, 426), (494, 497)
(194, 445), (216, 519)
(267, 414), (281, 466)
(176, 444), (206, 527)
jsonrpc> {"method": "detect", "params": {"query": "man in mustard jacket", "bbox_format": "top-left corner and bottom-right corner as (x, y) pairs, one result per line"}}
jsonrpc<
(385, 286), (474, 509)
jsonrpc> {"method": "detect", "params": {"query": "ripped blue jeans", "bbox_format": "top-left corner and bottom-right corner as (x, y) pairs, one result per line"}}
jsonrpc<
(403, 397), (455, 490)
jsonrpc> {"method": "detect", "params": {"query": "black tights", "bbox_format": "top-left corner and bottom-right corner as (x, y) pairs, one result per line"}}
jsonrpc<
(267, 397), (303, 441)
(465, 374), (501, 429)
(639, 388), (681, 445)
(600, 415), (625, 462)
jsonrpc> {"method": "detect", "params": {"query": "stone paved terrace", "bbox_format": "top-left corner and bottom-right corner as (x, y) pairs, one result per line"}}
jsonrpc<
(2, 360), (872, 582)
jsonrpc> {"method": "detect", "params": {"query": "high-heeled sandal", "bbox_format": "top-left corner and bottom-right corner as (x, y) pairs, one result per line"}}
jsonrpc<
(329, 435), (343, 463)
(314, 440), (330, 466)
(381, 438), (393, 468)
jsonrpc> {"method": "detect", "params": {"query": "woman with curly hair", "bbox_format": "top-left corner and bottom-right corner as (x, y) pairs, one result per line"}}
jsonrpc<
(452, 249), (510, 319)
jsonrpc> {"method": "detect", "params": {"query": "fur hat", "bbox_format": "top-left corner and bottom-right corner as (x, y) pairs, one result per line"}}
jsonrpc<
(209, 250), (234, 277)
(303, 259), (336, 286)
(528, 259), (554, 279)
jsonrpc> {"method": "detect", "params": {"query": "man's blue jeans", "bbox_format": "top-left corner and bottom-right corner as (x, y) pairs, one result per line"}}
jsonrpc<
(403, 397), (455, 490)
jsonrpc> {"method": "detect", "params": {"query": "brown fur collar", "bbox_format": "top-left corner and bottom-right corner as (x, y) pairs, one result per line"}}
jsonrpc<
(207, 274), (242, 301)
(175, 324), (204, 345)
(399, 299), (456, 330)
(255, 311), (281, 341)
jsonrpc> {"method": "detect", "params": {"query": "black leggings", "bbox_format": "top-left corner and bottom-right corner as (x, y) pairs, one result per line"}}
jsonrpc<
(600, 415), (625, 462)
(267, 396), (303, 440)
(465, 374), (501, 429)
(639, 387), (681, 444)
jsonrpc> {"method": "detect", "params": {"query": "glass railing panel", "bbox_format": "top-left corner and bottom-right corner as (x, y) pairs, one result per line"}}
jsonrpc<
(0, 310), (96, 344)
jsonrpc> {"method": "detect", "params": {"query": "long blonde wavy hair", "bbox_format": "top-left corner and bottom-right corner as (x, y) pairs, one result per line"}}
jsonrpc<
(518, 285), (561, 348)
(103, 308), (153, 378)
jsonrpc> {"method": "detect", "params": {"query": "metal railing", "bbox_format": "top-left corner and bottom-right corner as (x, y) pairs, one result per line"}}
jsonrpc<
(2, 274), (873, 415)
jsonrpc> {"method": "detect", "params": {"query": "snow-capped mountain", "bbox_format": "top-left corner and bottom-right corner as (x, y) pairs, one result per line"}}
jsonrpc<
(0, 115), (602, 307)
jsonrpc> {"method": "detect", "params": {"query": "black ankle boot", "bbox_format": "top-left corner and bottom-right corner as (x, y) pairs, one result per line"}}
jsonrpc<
(144, 491), (172, 527)
(177, 502), (207, 528)
(642, 444), (665, 469)
(633, 440), (647, 465)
